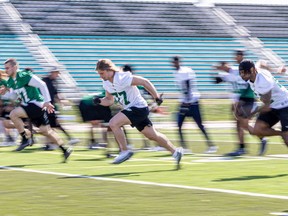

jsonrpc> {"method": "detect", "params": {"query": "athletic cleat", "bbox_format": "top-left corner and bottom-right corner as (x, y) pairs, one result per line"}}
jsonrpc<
(43, 144), (58, 151)
(152, 146), (166, 151)
(68, 138), (80, 145)
(63, 147), (73, 163)
(204, 146), (218, 154)
(225, 148), (246, 157)
(183, 148), (193, 154)
(112, 150), (134, 164)
(259, 138), (268, 156)
(173, 147), (183, 170)
(15, 137), (32, 151)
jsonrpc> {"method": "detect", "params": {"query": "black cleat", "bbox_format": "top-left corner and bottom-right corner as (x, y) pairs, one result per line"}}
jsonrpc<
(15, 137), (32, 151)
(63, 148), (73, 163)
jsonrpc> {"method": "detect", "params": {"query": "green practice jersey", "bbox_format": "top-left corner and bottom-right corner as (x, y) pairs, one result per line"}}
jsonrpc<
(5, 70), (44, 106)
(81, 91), (106, 106)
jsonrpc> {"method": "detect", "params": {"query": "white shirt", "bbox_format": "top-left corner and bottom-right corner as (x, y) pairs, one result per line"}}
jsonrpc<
(174, 66), (200, 103)
(248, 68), (288, 109)
(220, 66), (251, 102)
(102, 72), (147, 109)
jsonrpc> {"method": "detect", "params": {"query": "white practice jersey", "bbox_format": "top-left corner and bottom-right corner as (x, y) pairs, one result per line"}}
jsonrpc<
(102, 71), (147, 109)
(248, 68), (288, 109)
(174, 66), (200, 103)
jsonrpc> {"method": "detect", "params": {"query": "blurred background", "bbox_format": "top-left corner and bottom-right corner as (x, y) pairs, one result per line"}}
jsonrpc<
(0, 0), (287, 101)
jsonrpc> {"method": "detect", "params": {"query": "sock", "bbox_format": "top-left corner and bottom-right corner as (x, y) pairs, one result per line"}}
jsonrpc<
(59, 145), (67, 153)
(239, 143), (245, 149)
(20, 131), (26, 139)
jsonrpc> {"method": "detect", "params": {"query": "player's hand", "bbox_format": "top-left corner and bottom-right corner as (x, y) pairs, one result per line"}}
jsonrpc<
(92, 96), (101, 105)
(155, 93), (163, 106)
(215, 77), (223, 84)
(0, 86), (7, 95)
(43, 102), (55, 114)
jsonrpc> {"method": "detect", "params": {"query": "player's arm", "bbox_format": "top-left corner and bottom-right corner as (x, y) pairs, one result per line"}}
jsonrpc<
(258, 91), (272, 112)
(131, 76), (161, 101)
(0, 79), (9, 95)
(28, 75), (55, 113)
(249, 91), (272, 116)
(93, 91), (114, 106)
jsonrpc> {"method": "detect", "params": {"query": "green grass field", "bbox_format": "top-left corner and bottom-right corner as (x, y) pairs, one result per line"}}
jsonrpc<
(1, 127), (288, 216)
(1, 99), (288, 216)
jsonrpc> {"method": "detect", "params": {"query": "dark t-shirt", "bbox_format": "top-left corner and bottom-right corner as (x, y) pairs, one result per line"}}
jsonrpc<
(42, 76), (58, 104)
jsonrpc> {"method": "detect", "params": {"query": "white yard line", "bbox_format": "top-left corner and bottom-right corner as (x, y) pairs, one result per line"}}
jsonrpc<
(1, 165), (288, 200)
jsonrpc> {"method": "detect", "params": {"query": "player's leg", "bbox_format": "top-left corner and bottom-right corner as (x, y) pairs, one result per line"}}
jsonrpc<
(9, 107), (32, 151)
(190, 102), (216, 151)
(141, 125), (183, 170)
(177, 107), (187, 149)
(109, 111), (131, 151)
(9, 107), (28, 134)
(141, 125), (175, 153)
(277, 107), (288, 148)
(38, 124), (72, 163)
(250, 110), (281, 137)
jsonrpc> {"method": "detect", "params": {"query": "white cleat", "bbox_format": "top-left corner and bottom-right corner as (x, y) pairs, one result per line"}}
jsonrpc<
(68, 138), (80, 145)
(112, 150), (134, 164)
(204, 146), (218, 154)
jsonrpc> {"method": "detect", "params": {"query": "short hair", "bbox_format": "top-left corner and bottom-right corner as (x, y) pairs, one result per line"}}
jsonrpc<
(49, 66), (60, 73)
(4, 58), (17, 66)
(24, 67), (33, 73)
(235, 49), (245, 56)
(96, 59), (118, 72)
(239, 59), (255, 73)
(173, 56), (180, 62)
(122, 64), (133, 72)
(219, 61), (228, 66)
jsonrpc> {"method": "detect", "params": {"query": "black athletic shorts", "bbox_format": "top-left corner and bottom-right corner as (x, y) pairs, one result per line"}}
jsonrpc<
(121, 106), (152, 132)
(257, 106), (288, 131)
(236, 97), (255, 119)
(21, 103), (49, 127)
(78, 100), (112, 122)
(1, 110), (11, 119)
(48, 112), (58, 128)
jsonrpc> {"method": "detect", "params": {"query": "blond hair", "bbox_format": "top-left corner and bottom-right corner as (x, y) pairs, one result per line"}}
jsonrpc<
(96, 59), (118, 72)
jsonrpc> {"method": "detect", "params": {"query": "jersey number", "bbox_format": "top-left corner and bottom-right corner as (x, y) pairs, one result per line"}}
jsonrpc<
(112, 91), (130, 105)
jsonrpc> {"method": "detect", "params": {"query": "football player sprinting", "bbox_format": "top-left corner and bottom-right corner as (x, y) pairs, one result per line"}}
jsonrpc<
(94, 59), (183, 169)
(0, 58), (72, 162)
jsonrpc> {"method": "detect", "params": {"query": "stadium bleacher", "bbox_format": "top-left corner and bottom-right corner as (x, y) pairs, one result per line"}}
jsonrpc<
(216, 4), (288, 38)
(0, 0), (286, 97)
(40, 36), (252, 94)
(11, 0), (228, 37)
(0, 35), (44, 74)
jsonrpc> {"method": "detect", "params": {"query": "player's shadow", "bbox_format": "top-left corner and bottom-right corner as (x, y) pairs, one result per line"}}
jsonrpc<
(150, 153), (173, 158)
(11, 147), (46, 153)
(0, 163), (57, 168)
(59, 169), (174, 179)
(213, 174), (288, 182)
(74, 157), (107, 162)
